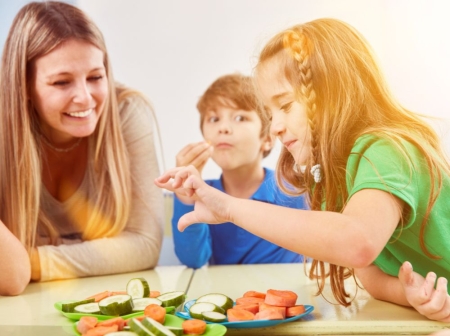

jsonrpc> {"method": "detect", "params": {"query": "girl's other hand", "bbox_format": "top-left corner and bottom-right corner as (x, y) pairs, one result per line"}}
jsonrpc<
(399, 261), (450, 322)
(155, 165), (233, 231)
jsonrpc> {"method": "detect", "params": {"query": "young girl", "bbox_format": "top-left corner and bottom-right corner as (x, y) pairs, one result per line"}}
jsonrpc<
(155, 18), (450, 322)
(0, 1), (163, 295)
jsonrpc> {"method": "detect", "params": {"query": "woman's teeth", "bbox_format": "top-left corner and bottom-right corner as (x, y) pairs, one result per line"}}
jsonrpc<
(66, 109), (93, 118)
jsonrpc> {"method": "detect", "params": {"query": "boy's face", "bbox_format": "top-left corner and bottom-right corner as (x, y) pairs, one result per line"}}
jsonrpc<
(202, 105), (269, 171)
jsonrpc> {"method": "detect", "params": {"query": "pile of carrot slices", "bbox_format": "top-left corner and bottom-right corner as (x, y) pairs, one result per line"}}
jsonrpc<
(227, 289), (305, 322)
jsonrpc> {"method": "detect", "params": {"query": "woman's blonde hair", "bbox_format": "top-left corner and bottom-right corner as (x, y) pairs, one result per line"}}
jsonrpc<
(0, 1), (133, 250)
(256, 18), (450, 306)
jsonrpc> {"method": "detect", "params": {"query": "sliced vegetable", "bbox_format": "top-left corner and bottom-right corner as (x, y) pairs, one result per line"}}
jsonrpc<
(264, 289), (297, 307)
(102, 332), (138, 336)
(166, 326), (183, 336)
(156, 291), (185, 308)
(201, 311), (227, 323)
(99, 295), (134, 316)
(86, 291), (111, 302)
(77, 316), (98, 334)
(84, 325), (119, 335)
(74, 302), (101, 315)
(144, 304), (166, 324)
(128, 317), (155, 336)
(226, 308), (255, 322)
(97, 316), (126, 330)
(150, 291), (161, 298)
(243, 290), (266, 299)
(235, 296), (264, 305)
(254, 308), (284, 320)
(126, 278), (150, 299)
(259, 303), (286, 318)
(196, 293), (233, 311)
(132, 297), (162, 312)
(182, 319), (207, 335)
(62, 298), (95, 313)
(233, 303), (259, 315)
(141, 316), (176, 336)
(286, 305), (306, 317)
(189, 302), (224, 320)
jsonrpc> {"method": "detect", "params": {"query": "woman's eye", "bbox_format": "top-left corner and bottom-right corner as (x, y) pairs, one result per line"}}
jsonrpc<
(53, 80), (69, 86)
(88, 75), (103, 81)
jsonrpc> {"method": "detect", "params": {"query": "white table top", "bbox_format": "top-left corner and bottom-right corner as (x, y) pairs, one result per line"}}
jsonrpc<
(187, 263), (450, 335)
(0, 265), (192, 335)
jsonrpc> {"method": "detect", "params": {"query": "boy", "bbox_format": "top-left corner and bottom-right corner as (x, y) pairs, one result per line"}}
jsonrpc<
(171, 73), (307, 268)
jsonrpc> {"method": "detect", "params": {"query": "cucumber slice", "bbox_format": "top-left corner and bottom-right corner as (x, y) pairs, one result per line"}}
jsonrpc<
(165, 326), (183, 336)
(74, 302), (101, 314)
(132, 298), (162, 312)
(127, 278), (150, 299)
(142, 317), (176, 336)
(156, 291), (185, 308)
(189, 302), (224, 320)
(201, 311), (227, 323)
(61, 298), (95, 313)
(128, 317), (156, 336)
(99, 294), (134, 316)
(197, 293), (233, 311)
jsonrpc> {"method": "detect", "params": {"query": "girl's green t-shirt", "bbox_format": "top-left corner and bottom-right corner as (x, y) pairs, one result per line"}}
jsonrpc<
(346, 135), (450, 279)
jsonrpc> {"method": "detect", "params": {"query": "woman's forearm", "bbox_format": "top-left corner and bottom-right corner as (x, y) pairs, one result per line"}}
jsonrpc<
(0, 221), (31, 295)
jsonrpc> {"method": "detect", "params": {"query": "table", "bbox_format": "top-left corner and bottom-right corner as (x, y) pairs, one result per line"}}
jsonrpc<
(188, 263), (450, 335)
(0, 265), (192, 336)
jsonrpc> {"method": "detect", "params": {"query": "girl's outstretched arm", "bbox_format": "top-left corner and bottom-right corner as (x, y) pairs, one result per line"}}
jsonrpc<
(155, 166), (402, 269)
(0, 220), (31, 295)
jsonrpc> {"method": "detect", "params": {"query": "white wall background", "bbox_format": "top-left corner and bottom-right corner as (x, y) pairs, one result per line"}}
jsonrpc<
(1, 0), (449, 179)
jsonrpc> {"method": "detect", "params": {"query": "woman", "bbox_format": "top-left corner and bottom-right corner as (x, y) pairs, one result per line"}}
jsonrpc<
(0, 1), (163, 295)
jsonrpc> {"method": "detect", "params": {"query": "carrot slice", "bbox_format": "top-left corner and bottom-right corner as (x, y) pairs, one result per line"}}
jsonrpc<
(264, 289), (298, 307)
(83, 325), (119, 336)
(97, 317), (126, 330)
(77, 316), (98, 334)
(233, 303), (259, 315)
(286, 305), (306, 317)
(149, 290), (161, 298)
(243, 290), (266, 299)
(259, 303), (286, 318)
(254, 309), (284, 321)
(182, 319), (207, 335)
(86, 291), (111, 302)
(227, 308), (255, 322)
(144, 303), (166, 324)
(109, 291), (128, 296)
(235, 296), (264, 305)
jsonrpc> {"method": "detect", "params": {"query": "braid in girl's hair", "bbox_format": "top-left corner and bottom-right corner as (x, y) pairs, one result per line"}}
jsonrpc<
(283, 28), (354, 307)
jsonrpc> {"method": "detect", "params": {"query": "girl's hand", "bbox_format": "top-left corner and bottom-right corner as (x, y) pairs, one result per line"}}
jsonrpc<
(154, 165), (233, 230)
(399, 261), (450, 322)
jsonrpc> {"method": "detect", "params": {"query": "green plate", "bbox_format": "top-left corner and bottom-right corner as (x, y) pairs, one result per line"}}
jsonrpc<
(72, 314), (227, 336)
(54, 301), (175, 321)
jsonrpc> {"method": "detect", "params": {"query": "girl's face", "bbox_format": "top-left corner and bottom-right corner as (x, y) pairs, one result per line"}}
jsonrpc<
(256, 55), (311, 166)
(29, 39), (108, 144)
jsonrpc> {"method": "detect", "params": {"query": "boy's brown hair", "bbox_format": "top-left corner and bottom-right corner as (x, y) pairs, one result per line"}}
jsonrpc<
(196, 73), (271, 157)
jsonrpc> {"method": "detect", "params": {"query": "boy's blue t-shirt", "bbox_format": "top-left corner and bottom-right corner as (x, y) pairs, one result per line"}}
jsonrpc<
(171, 168), (308, 268)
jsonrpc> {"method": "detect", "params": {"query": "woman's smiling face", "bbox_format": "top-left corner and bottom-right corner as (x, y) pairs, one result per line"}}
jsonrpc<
(29, 38), (108, 144)
(255, 54), (311, 166)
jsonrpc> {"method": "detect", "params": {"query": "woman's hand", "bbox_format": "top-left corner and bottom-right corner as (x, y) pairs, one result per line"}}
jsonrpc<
(154, 165), (233, 231)
(399, 261), (450, 322)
